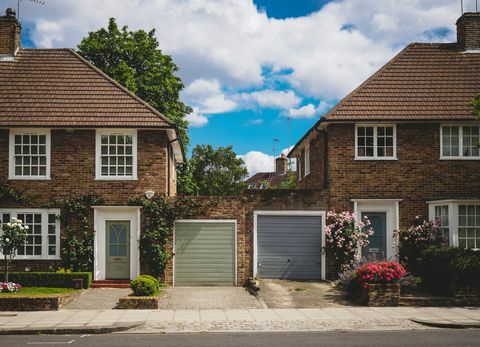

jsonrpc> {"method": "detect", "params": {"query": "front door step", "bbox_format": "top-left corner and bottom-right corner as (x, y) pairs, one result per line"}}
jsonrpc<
(92, 280), (131, 288)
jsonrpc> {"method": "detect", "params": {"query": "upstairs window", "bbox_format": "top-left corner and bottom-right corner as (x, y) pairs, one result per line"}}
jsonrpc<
(356, 125), (396, 160)
(9, 129), (51, 179)
(96, 130), (137, 180)
(441, 126), (480, 159)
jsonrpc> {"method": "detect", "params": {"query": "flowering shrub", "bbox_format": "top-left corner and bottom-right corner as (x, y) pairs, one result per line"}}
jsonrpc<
(325, 211), (373, 271)
(395, 216), (446, 272)
(0, 217), (28, 283)
(351, 261), (406, 289)
(0, 282), (22, 293)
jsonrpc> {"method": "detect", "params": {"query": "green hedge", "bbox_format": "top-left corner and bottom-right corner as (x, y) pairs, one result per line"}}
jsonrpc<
(2, 272), (92, 289)
(130, 275), (160, 296)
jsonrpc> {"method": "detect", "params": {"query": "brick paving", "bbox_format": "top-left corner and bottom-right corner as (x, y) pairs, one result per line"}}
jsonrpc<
(158, 287), (265, 310)
(62, 288), (131, 310)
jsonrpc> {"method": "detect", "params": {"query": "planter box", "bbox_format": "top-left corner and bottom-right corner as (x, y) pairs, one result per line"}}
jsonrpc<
(353, 283), (401, 307)
(116, 296), (159, 309)
(0, 291), (81, 311)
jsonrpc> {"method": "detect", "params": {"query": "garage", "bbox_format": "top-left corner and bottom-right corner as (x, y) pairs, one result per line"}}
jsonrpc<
(255, 212), (324, 280)
(174, 220), (236, 286)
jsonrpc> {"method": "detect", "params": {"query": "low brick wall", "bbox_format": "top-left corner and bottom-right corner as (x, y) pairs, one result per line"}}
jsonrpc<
(0, 292), (79, 311)
(116, 296), (159, 309)
(454, 287), (480, 306)
(354, 283), (401, 307)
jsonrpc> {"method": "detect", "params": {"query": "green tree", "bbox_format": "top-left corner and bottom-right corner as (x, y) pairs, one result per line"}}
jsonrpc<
(277, 171), (297, 189)
(188, 145), (248, 196)
(1, 217), (27, 283)
(77, 18), (191, 146)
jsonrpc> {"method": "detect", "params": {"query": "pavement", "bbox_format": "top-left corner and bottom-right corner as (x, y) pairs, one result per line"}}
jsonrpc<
(62, 288), (131, 310)
(0, 307), (479, 334)
(158, 287), (265, 309)
(258, 279), (353, 308)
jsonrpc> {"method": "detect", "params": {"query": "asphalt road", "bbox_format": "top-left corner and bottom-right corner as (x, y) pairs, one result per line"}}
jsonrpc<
(2, 330), (480, 347)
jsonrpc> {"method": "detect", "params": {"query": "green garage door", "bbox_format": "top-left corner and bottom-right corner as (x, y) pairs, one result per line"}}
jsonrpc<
(174, 221), (236, 286)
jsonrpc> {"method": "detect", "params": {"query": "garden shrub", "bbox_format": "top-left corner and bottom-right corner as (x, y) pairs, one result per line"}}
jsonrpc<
(349, 261), (406, 290)
(0, 272), (92, 288)
(130, 275), (160, 296)
(419, 246), (480, 295)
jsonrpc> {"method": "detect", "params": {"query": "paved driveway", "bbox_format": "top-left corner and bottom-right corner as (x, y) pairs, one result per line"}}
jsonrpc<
(259, 279), (354, 309)
(158, 287), (265, 309)
(62, 288), (131, 310)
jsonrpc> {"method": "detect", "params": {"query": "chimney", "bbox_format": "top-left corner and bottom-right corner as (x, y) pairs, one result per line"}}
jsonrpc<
(457, 12), (480, 51)
(0, 8), (21, 59)
(275, 155), (288, 175)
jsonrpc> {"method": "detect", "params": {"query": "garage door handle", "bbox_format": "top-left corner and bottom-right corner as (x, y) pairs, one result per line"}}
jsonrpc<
(287, 259), (290, 262)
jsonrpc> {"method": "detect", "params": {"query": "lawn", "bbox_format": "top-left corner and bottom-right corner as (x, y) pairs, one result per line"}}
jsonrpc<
(0, 287), (78, 297)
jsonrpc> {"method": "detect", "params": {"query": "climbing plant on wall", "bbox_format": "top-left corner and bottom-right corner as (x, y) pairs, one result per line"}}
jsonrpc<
(472, 94), (480, 119)
(52, 195), (103, 272)
(0, 185), (32, 206)
(129, 195), (219, 278)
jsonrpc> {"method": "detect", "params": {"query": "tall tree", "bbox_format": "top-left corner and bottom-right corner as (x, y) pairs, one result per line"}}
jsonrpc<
(77, 18), (191, 146)
(188, 145), (248, 196)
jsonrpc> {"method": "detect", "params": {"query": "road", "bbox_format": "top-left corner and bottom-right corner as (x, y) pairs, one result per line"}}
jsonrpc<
(2, 330), (480, 346)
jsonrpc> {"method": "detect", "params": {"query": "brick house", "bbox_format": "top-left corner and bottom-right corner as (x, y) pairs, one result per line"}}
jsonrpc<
(290, 12), (480, 263)
(245, 155), (290, 189)
(0, 9), (182, 281)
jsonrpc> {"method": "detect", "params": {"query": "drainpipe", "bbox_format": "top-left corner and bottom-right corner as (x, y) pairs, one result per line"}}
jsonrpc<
(167, 143), (171, 196)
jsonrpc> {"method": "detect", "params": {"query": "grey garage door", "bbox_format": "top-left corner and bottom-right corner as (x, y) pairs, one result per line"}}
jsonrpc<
(174, 221), (236, 286)
(257, 215), (322, 280)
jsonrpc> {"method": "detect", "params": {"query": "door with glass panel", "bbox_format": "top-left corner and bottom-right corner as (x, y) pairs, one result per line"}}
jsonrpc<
(361, 212), (387, 260)
(106, 221), (130, 279)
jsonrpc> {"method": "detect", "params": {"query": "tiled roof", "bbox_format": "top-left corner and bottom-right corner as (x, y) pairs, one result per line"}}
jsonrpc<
(289, 42), (480, 156)
(325, 43), (480, 121)
(0, 49), (174, 128)
(245, 172), (288, 188)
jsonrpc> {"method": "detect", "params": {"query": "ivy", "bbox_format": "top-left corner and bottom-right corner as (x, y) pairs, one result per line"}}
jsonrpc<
(129, 195), (219, 278)
(0, 185), (32, 205)
(51, 195), (103, 272)
(472, 94), (480, 119)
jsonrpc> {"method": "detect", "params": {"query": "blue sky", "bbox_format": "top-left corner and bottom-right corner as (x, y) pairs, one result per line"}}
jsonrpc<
(7, 0), (460, 174)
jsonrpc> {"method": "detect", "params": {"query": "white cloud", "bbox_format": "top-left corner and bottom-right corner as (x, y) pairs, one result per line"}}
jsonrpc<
(17, 0), (459, 104)
(288, 104), (316, 119)
(238, 89), (301, 110)
(183, 79), (236, 114)
(238, 151), (274, 177)
(249, 118), (263, 125)
(185, 107), (208, 127)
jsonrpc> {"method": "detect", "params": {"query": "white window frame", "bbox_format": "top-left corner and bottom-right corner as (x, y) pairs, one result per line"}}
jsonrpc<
(0, 209), (61, 260)
(428, 200), (480, 249)
(95, 129), (138, 180)
(440, 124), (480, 160)
(8, 128), (51, 180)
(355, 124), (397, 160)
(304, 144), (310, 176)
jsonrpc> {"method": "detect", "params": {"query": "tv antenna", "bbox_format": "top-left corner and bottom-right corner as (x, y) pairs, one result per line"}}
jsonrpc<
(461, 0), (479, 14)
(17, 0), (46, 21)
(272, 138), (279, 168)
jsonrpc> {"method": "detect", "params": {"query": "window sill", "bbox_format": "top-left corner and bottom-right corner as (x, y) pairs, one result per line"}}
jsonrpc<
(354, 157), (397, 161)
(95, 177), (138, 181)
(8, 177), (51, 181)
(15, 257), (61, 261)
(439, 157), (480, 161)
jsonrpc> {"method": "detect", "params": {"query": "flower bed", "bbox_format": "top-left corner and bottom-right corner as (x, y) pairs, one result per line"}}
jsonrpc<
(346, 261), (406, 306)
(0, 288), (81, 311)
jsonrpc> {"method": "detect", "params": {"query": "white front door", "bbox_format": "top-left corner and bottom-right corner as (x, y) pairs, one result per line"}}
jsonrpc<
(93, 207), (141, 280)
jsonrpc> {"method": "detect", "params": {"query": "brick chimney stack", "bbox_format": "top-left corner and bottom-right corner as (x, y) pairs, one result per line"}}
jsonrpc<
(0, 8), (21, 59)
(457, 12), (480, 51)
(275, 155), (288, 175)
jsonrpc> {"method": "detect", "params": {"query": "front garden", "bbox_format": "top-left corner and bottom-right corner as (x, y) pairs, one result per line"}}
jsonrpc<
(328, 212), (480, 306)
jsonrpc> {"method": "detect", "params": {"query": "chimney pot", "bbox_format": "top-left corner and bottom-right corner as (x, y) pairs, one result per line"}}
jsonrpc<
(5, 8), (16, 18)
(457, 12), (480, 51)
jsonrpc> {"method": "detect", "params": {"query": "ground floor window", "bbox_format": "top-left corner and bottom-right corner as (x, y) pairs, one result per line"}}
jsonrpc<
(429, 201), (480, 250)
(0, 209), (60, 259)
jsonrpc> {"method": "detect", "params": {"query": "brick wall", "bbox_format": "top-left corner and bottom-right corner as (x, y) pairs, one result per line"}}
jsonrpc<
(317, 123), (480, 225)
(0, 14), (20, 56)
(297, 130), (327, 190)
(457, 12), (480, 51)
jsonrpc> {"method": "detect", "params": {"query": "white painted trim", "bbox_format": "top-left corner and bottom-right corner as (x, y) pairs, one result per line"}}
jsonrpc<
(354, 124), (397, 160)
(253, 210), (327, 281)
(353, 200), (399, 260)
(93, 206), (141, 280)
(304, 144), (310, 176)
(8, 128), (51, 180)
(173, 219), (238, 286)
(95, 129), (138, 180)
(440, 125), (480, 160)
(0, 208), (60, 260)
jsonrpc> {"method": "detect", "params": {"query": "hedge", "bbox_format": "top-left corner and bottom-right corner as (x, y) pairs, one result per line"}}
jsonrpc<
(1, 272), (92, 289)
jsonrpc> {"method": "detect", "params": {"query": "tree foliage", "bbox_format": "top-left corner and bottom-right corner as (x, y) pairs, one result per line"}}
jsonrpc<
(77, 18), (191, 146)
(473, 94), (480, 120)
(185, 145), (248, 196)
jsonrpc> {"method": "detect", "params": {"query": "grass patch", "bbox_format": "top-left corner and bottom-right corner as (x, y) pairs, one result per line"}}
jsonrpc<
(0, 287), (78, 297)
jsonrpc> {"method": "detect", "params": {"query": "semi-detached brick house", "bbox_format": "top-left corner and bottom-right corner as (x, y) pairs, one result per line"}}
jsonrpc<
(0, 9), (182, 282)
(290, 12), (480, 264)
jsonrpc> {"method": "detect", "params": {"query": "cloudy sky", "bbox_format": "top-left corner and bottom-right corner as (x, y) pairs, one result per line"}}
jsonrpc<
(5, 0), (471, 175)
